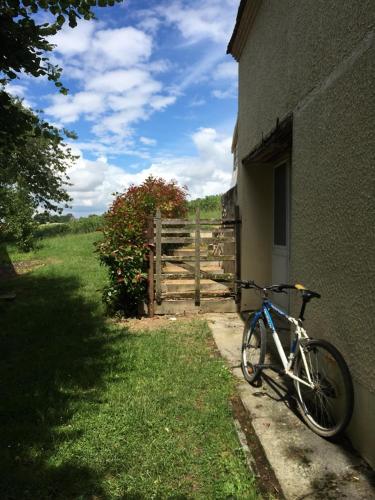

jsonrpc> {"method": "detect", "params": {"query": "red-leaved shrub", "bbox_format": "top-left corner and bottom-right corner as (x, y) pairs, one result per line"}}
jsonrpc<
(97, 175), (188, 315)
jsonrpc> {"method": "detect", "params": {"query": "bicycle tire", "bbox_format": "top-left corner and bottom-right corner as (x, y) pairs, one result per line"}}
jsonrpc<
(241, 313), (266, 385)
(294, 339), (354, 438)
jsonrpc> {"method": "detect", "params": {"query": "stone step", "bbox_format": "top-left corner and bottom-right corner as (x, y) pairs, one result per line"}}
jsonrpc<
(172, 248), (208, 257)
(201, 263), (223, 273)
(162, 261), (223, 275)
(161, 279), (231, 294)
(154, 297), (237, 314)
(163, 263), (190, 273)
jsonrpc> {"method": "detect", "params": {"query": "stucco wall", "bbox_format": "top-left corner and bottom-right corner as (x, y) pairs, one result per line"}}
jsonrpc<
(235, 0), (375, 466)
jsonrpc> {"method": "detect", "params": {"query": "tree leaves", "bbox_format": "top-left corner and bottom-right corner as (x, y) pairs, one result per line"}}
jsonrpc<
(0, 0), (123, 86)
(0, 0), (123, 247)
(0, 96), (74, 219)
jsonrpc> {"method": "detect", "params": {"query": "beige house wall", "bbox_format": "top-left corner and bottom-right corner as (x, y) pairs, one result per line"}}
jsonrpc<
(235, 0), (375, 467)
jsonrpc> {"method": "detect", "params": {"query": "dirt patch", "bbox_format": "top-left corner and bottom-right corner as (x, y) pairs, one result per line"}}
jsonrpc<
(0, 258), (62, 279)
(285, 445), (313, 467)
(13, 260), (45, 275)
(116, 315), (190, 332)
(231, 395), (285, 499)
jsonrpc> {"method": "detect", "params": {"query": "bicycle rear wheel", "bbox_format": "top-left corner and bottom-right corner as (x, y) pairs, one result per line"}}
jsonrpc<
(294, 339), (354, 438)
(241, 314), (266, 385)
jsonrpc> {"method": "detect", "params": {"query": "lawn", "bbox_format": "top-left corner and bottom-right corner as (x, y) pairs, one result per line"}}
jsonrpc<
(0, 233), (258, 499)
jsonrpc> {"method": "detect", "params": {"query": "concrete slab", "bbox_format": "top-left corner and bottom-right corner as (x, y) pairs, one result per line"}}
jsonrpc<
(206, 313), (375, 500)
(163, 263), (189, 273)
(153, 298), (237, 314)
(162, 279), (230, 294)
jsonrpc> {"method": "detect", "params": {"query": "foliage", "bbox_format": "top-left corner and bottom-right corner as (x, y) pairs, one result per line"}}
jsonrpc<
(34, 212), (75, 224)
(0, 97), (77, 249)
(187, 194), (222, 221)
(98, 176), (188, 316)
(0, 0), (123, 90)
(188, 194), (222, 214)
(188, 193), (222, 212)
(0, 187), (37, 251)
(0, 1), (120, 248)
(35, 215), (103, 238)
(0, 0), (121, 166)
(0, 98), (75, 213)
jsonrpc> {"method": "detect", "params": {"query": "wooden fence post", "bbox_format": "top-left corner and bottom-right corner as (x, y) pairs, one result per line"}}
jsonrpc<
(147, 215), (154, 317)
(195, 207), (201, 306)
(155, 208), (162, 305)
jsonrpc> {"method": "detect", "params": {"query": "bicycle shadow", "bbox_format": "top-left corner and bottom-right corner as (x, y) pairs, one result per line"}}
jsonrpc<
(248, 313), (310, 422)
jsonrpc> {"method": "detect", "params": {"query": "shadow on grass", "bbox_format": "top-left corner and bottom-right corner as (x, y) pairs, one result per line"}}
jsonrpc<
(0, 244), (16, 279)
(0, 271), (131, 499)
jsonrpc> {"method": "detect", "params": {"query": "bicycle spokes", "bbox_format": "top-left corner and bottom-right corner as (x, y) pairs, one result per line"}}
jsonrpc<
(297, 345), (347, 431)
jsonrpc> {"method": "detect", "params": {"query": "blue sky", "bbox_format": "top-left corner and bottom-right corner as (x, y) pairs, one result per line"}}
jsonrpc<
(8, 0), (239, 216)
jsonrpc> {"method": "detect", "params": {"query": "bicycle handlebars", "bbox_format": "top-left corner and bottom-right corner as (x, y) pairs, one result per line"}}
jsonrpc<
(235, 279), (321, 299)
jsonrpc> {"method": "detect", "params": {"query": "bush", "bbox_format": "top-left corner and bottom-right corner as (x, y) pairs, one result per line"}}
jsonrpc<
(97, 176), (188, 316)
(1, 187), (37, 252)
(187, 194), (222, 219)
(188, 194), (222, 212)
(34, 215), (103, 239)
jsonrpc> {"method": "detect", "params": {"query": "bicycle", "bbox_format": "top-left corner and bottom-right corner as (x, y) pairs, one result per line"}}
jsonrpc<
(237, 280), (354, 438)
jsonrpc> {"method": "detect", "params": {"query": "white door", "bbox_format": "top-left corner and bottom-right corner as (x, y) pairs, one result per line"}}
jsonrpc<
(272, 162), (290, 311)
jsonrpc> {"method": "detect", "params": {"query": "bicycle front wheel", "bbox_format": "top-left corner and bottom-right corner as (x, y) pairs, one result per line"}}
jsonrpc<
(241, 314), (266, 385)
(294, 339), (354, 438)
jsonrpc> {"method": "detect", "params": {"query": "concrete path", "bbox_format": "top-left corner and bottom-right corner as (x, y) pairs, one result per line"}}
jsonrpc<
(206, 313), (375, 500)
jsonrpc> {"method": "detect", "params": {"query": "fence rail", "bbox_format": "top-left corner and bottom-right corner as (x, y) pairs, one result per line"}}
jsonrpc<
(147, 207), (240, 316)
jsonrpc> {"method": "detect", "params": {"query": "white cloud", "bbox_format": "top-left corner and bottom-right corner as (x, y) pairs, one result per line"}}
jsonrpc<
(6, 82), (34, 109)
(41, 2), (238, 168)
(67, 127), (232, 215)
(45, 91), (106, 123)
(137, 15), (161, 35)
(86, 69), (152, 93)
(92, 27), (152, 69)
(212, 88), (237, 99)
(92, 108), (146, 136)
(140, 137), (157, 146)
(189, 97), (206, 107)
(213, 61), (237, 80)
(67, 154), (133, 215)
(149, 95), (176, 110)
(53, 23), (152, 70)
(52, 22), (96, 56)
(44, 20), (176, 142)
(156, 0), (237, 45)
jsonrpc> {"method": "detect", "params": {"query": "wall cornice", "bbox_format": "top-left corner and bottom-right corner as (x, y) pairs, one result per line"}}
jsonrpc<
(227, 0), (262, 61)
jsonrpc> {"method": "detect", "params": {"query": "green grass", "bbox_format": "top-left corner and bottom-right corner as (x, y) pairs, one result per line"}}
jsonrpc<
(188, 208), (222, 221)
(0, 233), (258, 499)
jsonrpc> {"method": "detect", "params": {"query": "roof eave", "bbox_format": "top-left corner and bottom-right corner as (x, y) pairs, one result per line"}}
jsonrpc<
(227, 0), (262, 62)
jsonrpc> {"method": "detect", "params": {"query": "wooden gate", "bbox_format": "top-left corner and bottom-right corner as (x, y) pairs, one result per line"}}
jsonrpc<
(147, 208), (240, 315)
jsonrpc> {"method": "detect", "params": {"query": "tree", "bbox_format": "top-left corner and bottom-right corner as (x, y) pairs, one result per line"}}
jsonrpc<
(0, 0), (122, 88)
(98, 176), (188, 316)
(1, 186), (37, 252)
(1, 0), (123, 148)
(0, 97), (77, 249)
(0, 98), (76, 213)
(0, 1), (121, 247)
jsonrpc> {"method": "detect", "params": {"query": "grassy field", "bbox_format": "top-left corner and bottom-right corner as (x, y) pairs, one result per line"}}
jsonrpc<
(0, 233), (258, 499)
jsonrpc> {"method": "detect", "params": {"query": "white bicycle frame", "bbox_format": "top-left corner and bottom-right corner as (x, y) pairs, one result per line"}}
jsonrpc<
(262, 305), (315, 389)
